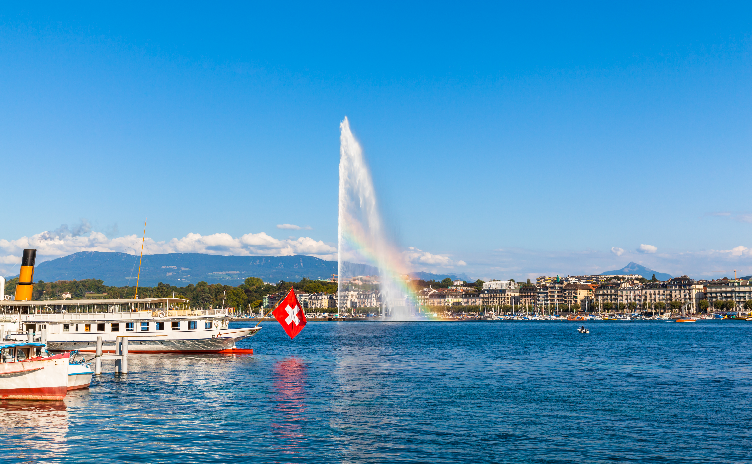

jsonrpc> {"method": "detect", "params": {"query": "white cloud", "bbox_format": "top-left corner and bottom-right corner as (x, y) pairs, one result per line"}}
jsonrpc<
(461, 245), (753, 281)
(0, 228), (337, 276)
(276, 224), (312, 230)
(705, 212), (752, 224)
(611, 247), (624, 256)
(637, 244), (657, 254)
(403, 247), (466, 269)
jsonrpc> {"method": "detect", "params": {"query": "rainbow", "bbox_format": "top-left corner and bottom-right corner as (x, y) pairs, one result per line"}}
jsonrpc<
(338, 117), (437, 321)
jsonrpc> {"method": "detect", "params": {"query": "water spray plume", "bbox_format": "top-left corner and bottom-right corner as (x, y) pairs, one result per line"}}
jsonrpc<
(338, 117), (425, 320)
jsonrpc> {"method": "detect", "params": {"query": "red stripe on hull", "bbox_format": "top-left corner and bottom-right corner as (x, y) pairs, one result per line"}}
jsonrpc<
(77, 349), (251, 354)
(218, 348), (254, 355)
(67, 384), (90, 391)
(0, 386), (67, 401)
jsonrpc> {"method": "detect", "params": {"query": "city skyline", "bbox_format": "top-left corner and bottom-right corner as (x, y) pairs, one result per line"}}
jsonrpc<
(0, 2), (750, 281)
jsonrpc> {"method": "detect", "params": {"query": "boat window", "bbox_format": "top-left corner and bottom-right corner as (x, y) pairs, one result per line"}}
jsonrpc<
(188, 321), (197, 330)
(172, 321), (180, 330)
(112, 323), (120, 332)
(140, 322), (149, 331)
(126, 323), (134, 332)
(156, 322), (165, 330)
(75, 324), (79, 332)
(97, 323), (105, 332)
(63, 324), (69, 332)
(205, 321), (212, 329)
(85, 324), (91, 332)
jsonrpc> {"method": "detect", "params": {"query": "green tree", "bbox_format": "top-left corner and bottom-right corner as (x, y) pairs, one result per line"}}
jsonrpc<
(193, 281), (212, 309)
(226, 287), (248, 312)
(655, 301), (666, 311)
(440, 278), (453, 288)
(651, 274), (658, 282)
(474, 280), (484, 292)
(698, 299), (710, 312)
(243, 277), (264, 289)
(669, 301), (682, 311)
(628, 302), (637, 312)
(745, 300), (752, 310)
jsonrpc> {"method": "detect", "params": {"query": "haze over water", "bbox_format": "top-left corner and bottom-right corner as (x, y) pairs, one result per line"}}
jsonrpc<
(2, 321), (750, 463)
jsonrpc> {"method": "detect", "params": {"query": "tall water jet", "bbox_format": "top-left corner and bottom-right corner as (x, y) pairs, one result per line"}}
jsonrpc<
(338, 117), (422, 320)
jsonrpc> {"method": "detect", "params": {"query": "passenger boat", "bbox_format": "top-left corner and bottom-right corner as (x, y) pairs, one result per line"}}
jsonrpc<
(0, 248), (260, 355)
(0, 298), (260, 354)
(675, 319), (696, 323)
(0, 342), (69, 400)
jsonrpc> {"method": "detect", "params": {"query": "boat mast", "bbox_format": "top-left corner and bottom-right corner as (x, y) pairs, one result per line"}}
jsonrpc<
(134, 219), (147, 299)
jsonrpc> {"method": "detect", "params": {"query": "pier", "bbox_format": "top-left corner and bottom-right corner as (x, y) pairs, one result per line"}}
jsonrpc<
(94, 335), (129, 375)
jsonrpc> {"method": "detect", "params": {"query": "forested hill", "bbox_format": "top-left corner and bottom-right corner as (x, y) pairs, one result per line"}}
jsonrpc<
(23, 251), (381, 286)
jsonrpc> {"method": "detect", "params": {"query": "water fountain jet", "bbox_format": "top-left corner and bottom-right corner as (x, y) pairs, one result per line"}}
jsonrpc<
(338, 117), (422, 320)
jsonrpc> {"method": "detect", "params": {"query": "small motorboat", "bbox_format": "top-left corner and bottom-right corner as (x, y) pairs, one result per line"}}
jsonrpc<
(67, 351), (94, 390)
(577, 326), (589, 334)
(0, 342), (69, 400)
(675, 319), (696, 323)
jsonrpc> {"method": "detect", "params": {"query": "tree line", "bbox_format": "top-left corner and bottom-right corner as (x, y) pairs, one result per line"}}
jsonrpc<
(3, 276), (338, 311)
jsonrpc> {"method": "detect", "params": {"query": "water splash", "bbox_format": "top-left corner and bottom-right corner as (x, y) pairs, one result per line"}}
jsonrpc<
(338, 117), (423, 320)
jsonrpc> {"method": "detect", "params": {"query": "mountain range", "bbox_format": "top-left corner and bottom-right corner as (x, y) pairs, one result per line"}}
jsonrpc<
(601, 262), (673, 281)
(11, 251), (463, 287)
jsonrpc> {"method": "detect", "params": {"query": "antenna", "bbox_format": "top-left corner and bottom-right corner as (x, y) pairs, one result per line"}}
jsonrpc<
(134, 219), (147, 299)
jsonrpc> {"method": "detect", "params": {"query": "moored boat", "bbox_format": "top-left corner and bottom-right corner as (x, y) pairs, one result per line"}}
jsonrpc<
(0, 342), (69, 401)
(67, 352), (93, 390)
(675, 318), (696, 323)
(1, 299), (261, 354)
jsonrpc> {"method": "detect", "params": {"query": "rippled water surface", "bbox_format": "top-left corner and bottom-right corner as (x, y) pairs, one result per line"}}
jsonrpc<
(1, 321), (751, 463)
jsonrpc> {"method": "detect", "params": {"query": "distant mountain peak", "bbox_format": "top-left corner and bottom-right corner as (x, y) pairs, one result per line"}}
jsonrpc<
(601, 262), (672, 281)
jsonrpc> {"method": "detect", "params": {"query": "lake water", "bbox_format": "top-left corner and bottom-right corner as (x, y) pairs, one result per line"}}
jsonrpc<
(1, 321), (751, 463)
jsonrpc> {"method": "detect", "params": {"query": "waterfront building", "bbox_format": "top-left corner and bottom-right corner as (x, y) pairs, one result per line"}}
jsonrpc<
(518, 285), (537, 308)
(562, 283), (594, 309)
(705, 279), (752, 311)
(482, 280), (518, 291)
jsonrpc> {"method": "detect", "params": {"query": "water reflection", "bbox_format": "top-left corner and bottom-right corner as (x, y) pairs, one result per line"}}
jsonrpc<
(272, 357), (308, 456)
(0, 400), (69, 461)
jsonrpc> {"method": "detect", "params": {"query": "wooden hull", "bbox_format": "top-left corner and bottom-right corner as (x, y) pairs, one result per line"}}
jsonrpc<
(0, 353), (69, 401)
(67, 363), (93, 390)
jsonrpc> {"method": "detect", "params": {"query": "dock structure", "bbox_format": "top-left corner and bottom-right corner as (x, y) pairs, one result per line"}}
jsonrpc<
(94, 335), (129, 375)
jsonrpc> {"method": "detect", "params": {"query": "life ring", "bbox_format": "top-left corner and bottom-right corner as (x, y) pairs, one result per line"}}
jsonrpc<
(157, 311), (165, 318)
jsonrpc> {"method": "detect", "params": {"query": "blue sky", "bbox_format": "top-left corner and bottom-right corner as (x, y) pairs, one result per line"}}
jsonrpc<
(0, 1), (751, 280)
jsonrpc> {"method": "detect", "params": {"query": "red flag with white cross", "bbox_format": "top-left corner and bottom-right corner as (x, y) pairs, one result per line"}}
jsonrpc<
(272, 288), (307, 339)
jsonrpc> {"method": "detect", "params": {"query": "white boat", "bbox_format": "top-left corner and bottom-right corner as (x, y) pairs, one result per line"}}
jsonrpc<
(67, 352), (93, 390)
(0, 342), (69, 400)
(0, 298), (260, 354)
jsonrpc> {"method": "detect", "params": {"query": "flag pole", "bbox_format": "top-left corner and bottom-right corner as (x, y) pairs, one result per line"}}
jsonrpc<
(254, 288), (293, 328)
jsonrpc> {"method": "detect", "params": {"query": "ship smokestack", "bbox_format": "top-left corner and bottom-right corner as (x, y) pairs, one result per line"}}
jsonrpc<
(15, 249), (36, 301)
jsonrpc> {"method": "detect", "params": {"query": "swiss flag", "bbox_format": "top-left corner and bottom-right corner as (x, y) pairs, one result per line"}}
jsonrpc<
(272, 288), (307, 339)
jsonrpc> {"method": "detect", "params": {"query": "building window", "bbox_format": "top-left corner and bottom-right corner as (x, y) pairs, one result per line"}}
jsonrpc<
(63, 324), (69, 332)
(111, 323), (120, 332)
(85, 324), (91, 332)
(126, 322), (134, 332)
(97, 323), (105, 332)
(188, 321), (197, 330)
(156, 322), (165, 330)
(205, 321), (212, 329)
(140, 322), (149, 331)
(172, 321), (180, 330)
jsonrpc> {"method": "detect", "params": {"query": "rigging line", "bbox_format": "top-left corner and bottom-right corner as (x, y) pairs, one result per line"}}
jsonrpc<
(134, 219), (147, 299)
